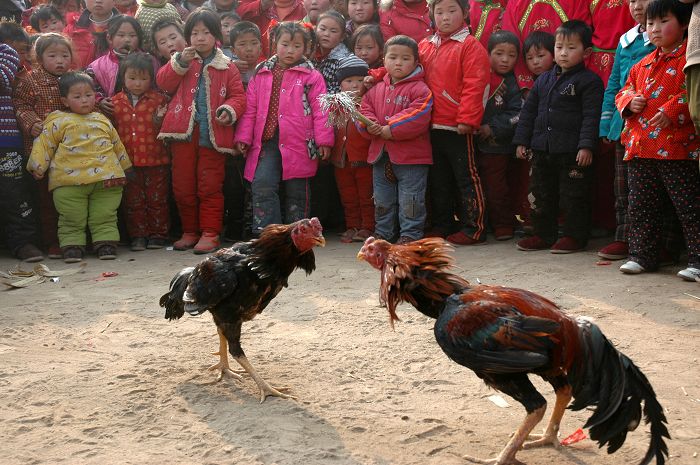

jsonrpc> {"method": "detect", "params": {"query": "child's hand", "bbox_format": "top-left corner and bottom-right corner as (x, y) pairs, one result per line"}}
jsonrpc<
(367, 122), (382, 136)
(30, 121), (42, 137)
(516, 145), (529, 160)
(99, 97), (114, 116)
(649, 111), (671, 128)
(215, 109), (232, 125)
(576, 148), (593, 167)
(319, 146), (331, 160)
(380, 125), (392, 140)
(363, 75), (376, 90)
(236, 142), (249, 154)
(155, 104), (167, 119)
(233, 60), (249, 74)
(601, 137), (611, 144)
(478, 124), (492, 140)
(180, 46), (197, 65)
(628, 95), (647, 113)
(457, 123), (475, 135)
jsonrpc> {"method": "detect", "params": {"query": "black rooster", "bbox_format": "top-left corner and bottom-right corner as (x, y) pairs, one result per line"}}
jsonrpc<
(358, 237), (669, 465)
(160, 218), (325, 402)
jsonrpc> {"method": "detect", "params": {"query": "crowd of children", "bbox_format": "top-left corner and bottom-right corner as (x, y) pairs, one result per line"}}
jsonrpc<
(0, 0), (698, 283)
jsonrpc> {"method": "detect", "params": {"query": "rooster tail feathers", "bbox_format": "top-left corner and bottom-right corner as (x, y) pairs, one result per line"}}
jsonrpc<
(569, 319), (669, 465)
(160, 267), (195, 320)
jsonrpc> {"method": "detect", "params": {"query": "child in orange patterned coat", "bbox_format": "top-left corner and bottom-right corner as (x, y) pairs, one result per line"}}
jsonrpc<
(111, 52), (171, 251)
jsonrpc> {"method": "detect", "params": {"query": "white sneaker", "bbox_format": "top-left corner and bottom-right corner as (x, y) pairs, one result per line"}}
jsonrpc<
(620, 260), (645, 274)
(677, 267), (700, 282)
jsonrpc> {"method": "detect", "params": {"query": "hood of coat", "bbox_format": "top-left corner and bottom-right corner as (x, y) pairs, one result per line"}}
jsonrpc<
(257, 55), (316, 74)
(381, 63), (425, 85)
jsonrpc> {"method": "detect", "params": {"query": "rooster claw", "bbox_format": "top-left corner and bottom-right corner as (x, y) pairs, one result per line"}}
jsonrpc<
(259, 385), (296, 403)
(463, 455), (525, 465)
(208, 362), (244, 382)
(522, 433), (561, 450)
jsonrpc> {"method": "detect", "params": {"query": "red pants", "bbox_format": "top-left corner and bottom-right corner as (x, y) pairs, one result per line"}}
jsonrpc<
(124, 165), (170, 239)
(170, 129), (226, 235)
(335, 164), (374, 231)
(37, 177), (59, 249)
(477, 152), (520, 229)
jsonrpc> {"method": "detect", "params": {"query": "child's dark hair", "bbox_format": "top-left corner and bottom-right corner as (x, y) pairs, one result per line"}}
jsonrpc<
(350, 23), (384, 54)
(487, 30), (520, 55)
(427, 0), (469, 13)
(646, 0), (692, 26)
(220, 11), (241, 23)
(555, 20), (593, 49)
(119, 51), (155, 83)
(184, 8), (223, 44)
(317, 10), (346, 37)
(107, 15), (144, 51)
(58, 71), (95, 97)
(0, 21), (30, 44)
(150, 18), (185, 50)
(230, 20), (261, 45)
(523, 31), (554, 55)
(271, 21), (312, 49)
(384, 34), (419, 61)
(30, 5), (64, 32)
(35, 32), (73, 61)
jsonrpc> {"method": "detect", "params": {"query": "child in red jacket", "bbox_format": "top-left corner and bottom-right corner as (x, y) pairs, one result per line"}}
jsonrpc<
(63, 0), (119, 69)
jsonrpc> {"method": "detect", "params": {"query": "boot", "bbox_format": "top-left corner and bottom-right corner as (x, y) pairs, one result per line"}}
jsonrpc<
(193, 232), (220, 254)
(174, 232), (200, 250)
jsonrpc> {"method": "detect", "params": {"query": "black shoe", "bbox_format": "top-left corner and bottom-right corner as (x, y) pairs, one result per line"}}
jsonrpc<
(16, 244), (44, 263)
(97, 244), (117, 260)
(147, 237), (167, 249)
(131, 237), (147, 251)
(63, 246), (83, 263)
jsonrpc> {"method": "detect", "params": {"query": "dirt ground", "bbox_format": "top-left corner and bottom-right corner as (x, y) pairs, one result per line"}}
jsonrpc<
(1, 235), (699, 465)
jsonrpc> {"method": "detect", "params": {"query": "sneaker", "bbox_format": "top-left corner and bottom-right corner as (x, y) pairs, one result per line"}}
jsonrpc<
(16, 244), (44, 263)
(353, 229), (373, 242)
(550, 236), (584, 254)
(494, 227), (514, 241)
(677, 267), (700, 282)
(174, 232), (200, 250)
(598, 241), (628, 260)
(63, 246), (83, 264)
(446, 231), (486, 246)
(48, 244), (63, 259)
(147, 237), (167, 249)
(516, 236), (553, 251)
(620, 260), (645, 274)
(340, 228), (359, 244)
(423, 229), (447, 239)
(396, 236), (414, 245)
(130, 237), (147, 251)
(193, 232), (220, 254)
(97, 244), (117, 260)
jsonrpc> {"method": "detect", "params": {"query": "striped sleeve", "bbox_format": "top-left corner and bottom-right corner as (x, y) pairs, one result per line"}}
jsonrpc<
(387, 86), (433, 140)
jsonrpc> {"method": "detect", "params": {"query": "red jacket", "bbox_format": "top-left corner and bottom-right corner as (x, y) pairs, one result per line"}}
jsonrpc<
(331, 119), (371, 168)
(469, 0), (507, 50)
(419, 27), (490, 129)
(379, 0), (433, 44)
(358, 65), (433, 165)
(112, 89), (169, 166)
(63, 9), (116, 69)
(237, 0), (306, 57)
(586, 0), (635, 86)
(156, 48), (246, 155)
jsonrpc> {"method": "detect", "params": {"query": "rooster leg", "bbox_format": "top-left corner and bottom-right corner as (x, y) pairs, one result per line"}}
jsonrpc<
(233, 355), (297, 403)
(208, 328), (244, 382)
(522, 385), (572, 449)
(464, 406), (546, 465)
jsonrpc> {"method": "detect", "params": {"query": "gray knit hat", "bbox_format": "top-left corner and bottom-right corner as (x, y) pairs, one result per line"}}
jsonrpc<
(336, 54), (369, 83)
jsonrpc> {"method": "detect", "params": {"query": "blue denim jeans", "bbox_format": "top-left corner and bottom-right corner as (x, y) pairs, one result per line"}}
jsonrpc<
(372, 153), (429, 241)
(251, 134), (311, 234)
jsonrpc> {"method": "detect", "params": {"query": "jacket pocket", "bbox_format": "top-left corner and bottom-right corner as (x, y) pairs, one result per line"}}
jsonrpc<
(442, 90), (459, 106)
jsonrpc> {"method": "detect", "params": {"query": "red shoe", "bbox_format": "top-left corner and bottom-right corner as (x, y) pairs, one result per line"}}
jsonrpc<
(446, 231), (486, 246)
(550, 236), (584, 254)
(193, 232), (220, 254)
(494, 227), (514, 241)
(597, 241), (628, 260)
(174, 232), (200, 250)
(516, 236), (553, 251)
(48, 244), (63, 259)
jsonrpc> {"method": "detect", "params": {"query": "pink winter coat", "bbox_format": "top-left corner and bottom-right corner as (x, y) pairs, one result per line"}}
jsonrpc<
(157, 48), (245, 154)
(87, 50), (160, 98)
(234, 58), (335, 182)
(358, 65), (433, 165)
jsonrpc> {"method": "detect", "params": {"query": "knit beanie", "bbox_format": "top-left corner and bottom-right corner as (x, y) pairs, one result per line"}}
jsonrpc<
(336, 54), (369, 83)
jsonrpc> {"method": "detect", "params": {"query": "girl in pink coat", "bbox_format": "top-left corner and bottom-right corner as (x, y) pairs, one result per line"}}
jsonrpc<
(235, 22), (334, 236)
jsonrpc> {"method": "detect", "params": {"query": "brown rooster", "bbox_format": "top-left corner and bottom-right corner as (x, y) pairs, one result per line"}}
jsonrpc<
(358, 236), (669, 465)
(160, 218), (325, 402)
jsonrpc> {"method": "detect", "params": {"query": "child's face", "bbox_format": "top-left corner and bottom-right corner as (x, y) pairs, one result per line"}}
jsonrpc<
(525, 45), (554, 76)
(221, 17), (238, 46)
(233, 32), (262, 64)
(432, 0), (466, 35)
(347, 0), (374, 25)
(647, 13), (687, 51)
(384, 44), (416, 81)
(124, 68), (151, 96)
(627, 0), (650, 26)
(554, 33), (589, 71)
(303, 0), (331, 24)
(61, 82), (96, 114)
(109, 21), (140, 53)
(354, 34), (380, 65)
(489, 42), (518, 75)
(189, 21), (217, 56)
(38, 16), (66, 33)
(340, 75), (366, 98)
(154, 25), (187, 59)
(5, 40), (31, 68)
(85, 0), (114, 19)
(316, 18), (344, 52)
(40, 43), (72, 76)
(276, 32), (306, 67)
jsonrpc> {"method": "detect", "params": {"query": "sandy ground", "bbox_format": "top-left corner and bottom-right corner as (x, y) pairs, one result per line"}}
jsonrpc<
(1, 235), (699, 465)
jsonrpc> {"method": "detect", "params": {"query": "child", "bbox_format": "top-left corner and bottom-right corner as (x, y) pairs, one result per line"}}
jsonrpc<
(151, 18), (187, 62)
(30, 5), (66, 33)
(523, 31), (555, 87)
(234, 21), (334, 234)
(220, 11), (240, 58)
(0, 43), (44, 263)
(13, 33), (74, 259)
(351, 23), (383, 68)
(418, 0), (489, 245)
(205, 0), (239, 16)
(111, 52), (170, 251)
(229, 21), (263, 86)
(157, 8), (245, 253)
(27, 72), (132, 263)
(50, 0), (83, 18)
(63, 0), (119, 69)
(476, 30), (523, 241)
(314, 10), (352, 94)
(359, 35), (432, 243)
(135, 0), (183, 53)
(0, 22), (31, 73)
(237, 0), (306, 58)
(379, 0), (432, 45)
(513, 20), (604, 253)
(331, 54), (374, 243)
(597, 0), (655, 261)
(116, 0), (139, 16)
(304, 0), (332, 24)
(346, 0), (378, 36)
(615, 0), (700, 280)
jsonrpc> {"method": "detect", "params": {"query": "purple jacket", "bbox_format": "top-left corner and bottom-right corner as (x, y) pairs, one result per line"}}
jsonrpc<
(235, 57), (334, 181)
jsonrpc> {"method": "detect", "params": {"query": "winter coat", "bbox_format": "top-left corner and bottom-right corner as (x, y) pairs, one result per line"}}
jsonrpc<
(358, 65), (433, 165)
(418, 26), (490, 130)
(477, 71), (522, 154)
(234, 57), (334, 182)
(512, 62), (604, 154)
(63, 9), (118, 69)
(156, 48), (246, 154)
(379, 0), (433, 44)
(586, 0), (635, 86)
(330, 119), (371, 168)
(0, 44), (23, 149)
(469, 0), (507, 50)
(87, 50), (160, 98)
(313, 43), (352, 94)
(112, 89), (169, 166)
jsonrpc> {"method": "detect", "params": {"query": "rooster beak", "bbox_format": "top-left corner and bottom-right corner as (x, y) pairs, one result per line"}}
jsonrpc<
(357, 250), (365, 261)
(314, 236), (326, 247)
